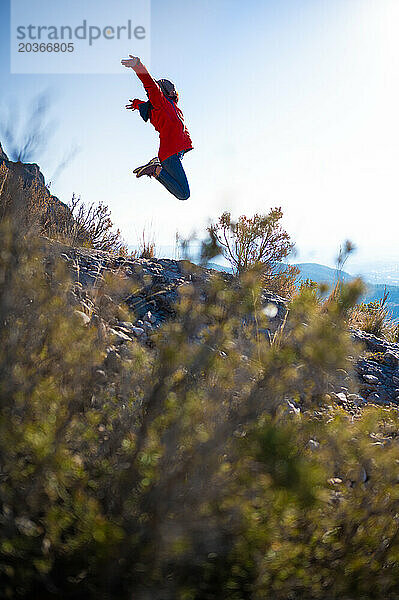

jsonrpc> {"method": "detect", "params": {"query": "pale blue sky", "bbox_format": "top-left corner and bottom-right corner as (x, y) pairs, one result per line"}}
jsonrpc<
(1, 0), (399, 267)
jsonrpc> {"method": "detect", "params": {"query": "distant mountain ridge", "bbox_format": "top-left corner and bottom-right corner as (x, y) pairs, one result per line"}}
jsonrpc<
(296, 263), (399, 318)
(294, 262), (353, 285)
(207, 261), (354, 283)
(206, 261), (399, 319)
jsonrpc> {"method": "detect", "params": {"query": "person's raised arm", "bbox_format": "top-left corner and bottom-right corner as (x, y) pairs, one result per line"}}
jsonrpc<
(121, 55), (164, 109)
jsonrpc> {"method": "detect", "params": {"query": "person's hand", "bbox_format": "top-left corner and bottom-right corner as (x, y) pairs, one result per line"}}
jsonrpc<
(125, 99), (137, 110)
(121, 55), (140, 69)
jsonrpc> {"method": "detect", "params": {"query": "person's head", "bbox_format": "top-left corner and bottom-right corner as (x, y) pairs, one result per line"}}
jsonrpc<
(157, 79), (179, 102)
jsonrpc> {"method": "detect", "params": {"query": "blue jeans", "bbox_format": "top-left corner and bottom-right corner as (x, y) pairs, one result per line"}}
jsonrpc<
(156, 152), (190, 200)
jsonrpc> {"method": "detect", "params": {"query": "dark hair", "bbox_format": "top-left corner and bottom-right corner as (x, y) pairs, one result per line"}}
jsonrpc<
(157, 79), (179, 102)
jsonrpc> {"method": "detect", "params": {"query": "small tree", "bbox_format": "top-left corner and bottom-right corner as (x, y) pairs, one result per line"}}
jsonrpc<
(209, 207), (298, 295)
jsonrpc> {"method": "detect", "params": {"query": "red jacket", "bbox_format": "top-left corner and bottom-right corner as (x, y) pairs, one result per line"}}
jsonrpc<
(132, 63), (193, 162)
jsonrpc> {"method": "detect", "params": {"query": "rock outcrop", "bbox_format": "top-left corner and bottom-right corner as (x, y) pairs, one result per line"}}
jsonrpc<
(44, 237), (287, 332)
(0, 141), (70, 217)
(42, 238), (399, 410)
(351, 329), (399, 404)
(0, 141), (8, 163)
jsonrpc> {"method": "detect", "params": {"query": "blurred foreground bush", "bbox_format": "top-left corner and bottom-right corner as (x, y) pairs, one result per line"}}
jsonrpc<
(2, 220), (399, 599)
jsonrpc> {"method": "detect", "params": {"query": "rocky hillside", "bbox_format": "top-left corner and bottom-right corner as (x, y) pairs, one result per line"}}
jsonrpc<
(41, 238), (399, 411)
(44, 236), (287, 334)
(3, 142), (398, 412)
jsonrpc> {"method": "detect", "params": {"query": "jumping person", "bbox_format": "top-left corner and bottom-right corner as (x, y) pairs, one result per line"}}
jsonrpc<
(121, 55), (193, 201)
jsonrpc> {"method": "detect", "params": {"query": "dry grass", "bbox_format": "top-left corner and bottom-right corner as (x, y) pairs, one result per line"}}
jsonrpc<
(47, 193), (128, 255)
(0, 163), (50, 234)
(349, 288), (399, 341)
(138, 228), (156, 258)
(129, 226), (156, 259)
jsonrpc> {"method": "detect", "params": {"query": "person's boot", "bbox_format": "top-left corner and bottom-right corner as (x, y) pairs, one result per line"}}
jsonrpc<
(133, 157), (160, 178)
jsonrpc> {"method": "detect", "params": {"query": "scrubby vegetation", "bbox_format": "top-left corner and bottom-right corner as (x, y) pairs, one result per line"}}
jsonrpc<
(130, 225), (157, 259)
(51, 193), (128, 255)
(3, 195), (399, 599)
(2, 147), (399, 598)
(350, 289), (399, 342)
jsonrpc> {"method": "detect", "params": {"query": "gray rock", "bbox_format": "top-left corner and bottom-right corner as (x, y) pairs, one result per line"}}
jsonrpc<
(146, 311), (157, 324)
(307, 439), (320, 451)
(119, 321), (135, 330)
(74, 309), (90, 326)
(368, 392), (382, 403)
(347, 393), (365, 404)
(94, 369), (107, 384)
(362, 374), (379, 384)
(46, 239), (289, 343)
(333, 392), (348, 404)
(285, 400), (301, 416)
(108, 328), (132, 343)
(384, 351), (399, 368)
(131, 326), (145, 337)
